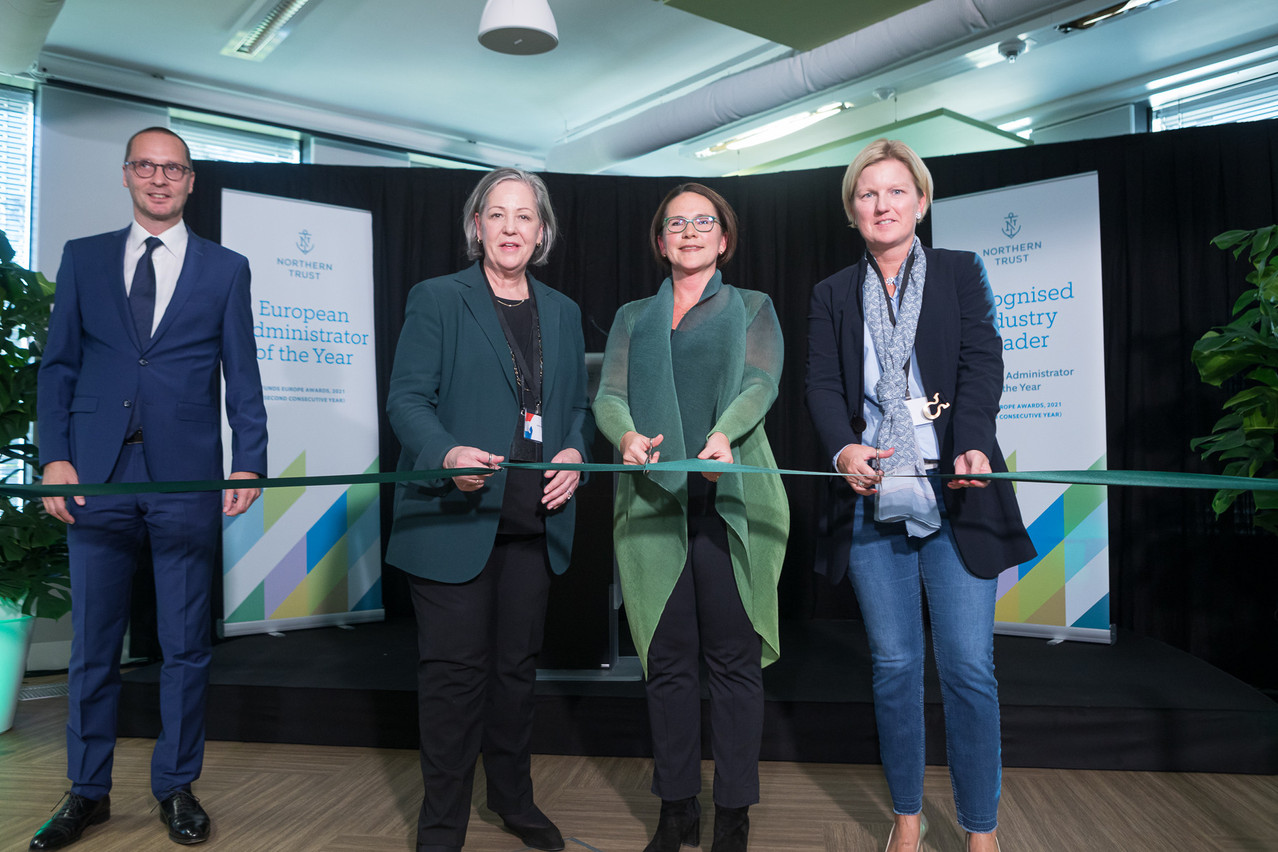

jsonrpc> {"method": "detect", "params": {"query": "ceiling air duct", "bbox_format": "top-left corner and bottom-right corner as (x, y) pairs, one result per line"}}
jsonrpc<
(546, 0), (1077, 173)
(0, 0), (66, 74)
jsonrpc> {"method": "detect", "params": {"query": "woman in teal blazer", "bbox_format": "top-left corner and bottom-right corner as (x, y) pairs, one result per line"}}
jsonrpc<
(386, 168), (592, 852)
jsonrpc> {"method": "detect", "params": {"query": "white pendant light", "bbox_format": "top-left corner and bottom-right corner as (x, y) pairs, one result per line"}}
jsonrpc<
(478, 0), (558, 55)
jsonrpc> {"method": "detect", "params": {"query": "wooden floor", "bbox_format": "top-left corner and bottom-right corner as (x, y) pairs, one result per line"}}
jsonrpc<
(3, 685), (1276, 852)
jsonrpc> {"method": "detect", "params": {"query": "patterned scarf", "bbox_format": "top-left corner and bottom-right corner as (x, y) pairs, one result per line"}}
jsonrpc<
(862, 237), (940, 537)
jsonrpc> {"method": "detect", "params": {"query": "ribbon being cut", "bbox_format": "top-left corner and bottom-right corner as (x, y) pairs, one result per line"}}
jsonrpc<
(5, 460), (1277, 499)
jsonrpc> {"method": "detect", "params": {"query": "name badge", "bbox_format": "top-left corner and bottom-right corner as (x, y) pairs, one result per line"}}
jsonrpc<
(523, 410), (543, 443)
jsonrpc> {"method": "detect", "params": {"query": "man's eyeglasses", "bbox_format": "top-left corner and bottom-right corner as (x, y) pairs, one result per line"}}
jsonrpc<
(663, 215), (719, 233)
(124, 161), (193, 180)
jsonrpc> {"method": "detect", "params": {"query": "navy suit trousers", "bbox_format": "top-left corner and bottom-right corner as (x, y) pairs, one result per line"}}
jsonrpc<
(65, 443), (220, 800)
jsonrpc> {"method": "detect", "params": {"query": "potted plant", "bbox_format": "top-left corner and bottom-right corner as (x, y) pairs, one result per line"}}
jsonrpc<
(1190, 225), (1278, 535)
(0, 228), (69, 732)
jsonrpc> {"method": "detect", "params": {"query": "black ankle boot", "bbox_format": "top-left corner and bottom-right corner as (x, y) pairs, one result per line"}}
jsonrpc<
(710, 805), (749, 852)
(643, 796), (701, 851)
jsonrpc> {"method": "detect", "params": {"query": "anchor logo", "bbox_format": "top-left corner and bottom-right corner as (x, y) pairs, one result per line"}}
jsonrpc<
(1001, 212), (1021, 240)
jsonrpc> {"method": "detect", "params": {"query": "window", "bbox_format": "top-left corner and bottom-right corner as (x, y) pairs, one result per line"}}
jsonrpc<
(0, 83), (35, 267)
(0, 83), (35, 493)
(1152, 74), (1278, 132)
(171, 112), (301, 164)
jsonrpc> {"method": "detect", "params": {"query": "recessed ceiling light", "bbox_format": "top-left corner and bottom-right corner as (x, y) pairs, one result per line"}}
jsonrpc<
(222, 0), (320, 61)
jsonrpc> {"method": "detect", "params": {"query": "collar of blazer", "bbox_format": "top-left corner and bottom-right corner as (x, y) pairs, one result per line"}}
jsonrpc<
(148, 226), (203, 349)
(455, 260), (563, 402)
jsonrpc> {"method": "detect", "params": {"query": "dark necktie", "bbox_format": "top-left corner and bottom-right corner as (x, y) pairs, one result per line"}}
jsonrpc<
(130, 236), (163, 345)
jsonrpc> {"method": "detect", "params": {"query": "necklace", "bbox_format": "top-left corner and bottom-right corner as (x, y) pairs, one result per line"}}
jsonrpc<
(493, 295), (527, 307)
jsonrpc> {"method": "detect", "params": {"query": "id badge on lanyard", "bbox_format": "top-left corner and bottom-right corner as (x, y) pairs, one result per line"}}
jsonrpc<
(522, 410), (543, 443)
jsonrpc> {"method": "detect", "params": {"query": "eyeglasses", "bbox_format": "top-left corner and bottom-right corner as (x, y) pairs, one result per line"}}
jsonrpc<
(124, 160), (193, 180)
(663, 215), (719, 233)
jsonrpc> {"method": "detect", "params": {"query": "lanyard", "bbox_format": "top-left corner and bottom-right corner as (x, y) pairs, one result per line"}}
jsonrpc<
(866, 249), (916, 327)
(490, 289), (542, 415)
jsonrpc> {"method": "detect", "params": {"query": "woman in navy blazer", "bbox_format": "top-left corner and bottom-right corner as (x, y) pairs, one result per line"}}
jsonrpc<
(386, 168), (592, 852)
(806, 140), (1034, 852)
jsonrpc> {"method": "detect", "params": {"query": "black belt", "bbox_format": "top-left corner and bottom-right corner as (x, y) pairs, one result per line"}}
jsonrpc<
(124, 429), (144, 445)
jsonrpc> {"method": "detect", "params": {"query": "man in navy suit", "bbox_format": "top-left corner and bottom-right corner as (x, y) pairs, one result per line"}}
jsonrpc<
(32, 127), (267, 849)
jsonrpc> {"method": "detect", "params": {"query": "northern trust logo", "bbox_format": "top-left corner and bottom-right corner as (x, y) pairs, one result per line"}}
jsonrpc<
(1001, 212), (1021, 240)
(983, 210), (1041, 267)
(277, 229), (333, 280)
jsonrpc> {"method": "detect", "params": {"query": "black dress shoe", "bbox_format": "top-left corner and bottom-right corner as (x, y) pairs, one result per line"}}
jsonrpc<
(158, 790), (211, 845)
(499, 804), (565, 851)
(29, 792), (110, 850)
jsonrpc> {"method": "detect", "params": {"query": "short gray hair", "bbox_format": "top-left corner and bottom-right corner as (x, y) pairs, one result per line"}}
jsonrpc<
(462, 168), (558, 266)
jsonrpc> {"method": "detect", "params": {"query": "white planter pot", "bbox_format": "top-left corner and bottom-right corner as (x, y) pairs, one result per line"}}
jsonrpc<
(0, 608), (36, 733)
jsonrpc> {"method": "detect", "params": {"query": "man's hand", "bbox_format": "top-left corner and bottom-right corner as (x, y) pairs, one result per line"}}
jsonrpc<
(224, 471), (262, 516)
(41, 460), (83, 524)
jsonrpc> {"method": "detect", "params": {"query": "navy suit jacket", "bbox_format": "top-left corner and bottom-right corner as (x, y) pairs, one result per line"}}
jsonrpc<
(385, 262), (593, 583)
(38, 225), (268, 483)
(805, 247), (1035, 581)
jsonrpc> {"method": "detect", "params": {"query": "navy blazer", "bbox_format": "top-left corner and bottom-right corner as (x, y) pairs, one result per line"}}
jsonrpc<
(805, 246), (1035, 580)
(38, 225), (268, 483)
(385, 262), (594, 583)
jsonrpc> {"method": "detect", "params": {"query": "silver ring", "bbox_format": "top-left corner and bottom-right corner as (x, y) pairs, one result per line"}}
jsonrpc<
(486, 453), (492, 464)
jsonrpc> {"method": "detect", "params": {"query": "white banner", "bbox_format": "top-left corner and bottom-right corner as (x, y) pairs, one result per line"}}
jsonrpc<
(218, 190), (382, 636)
(932, 173), (1111, 643)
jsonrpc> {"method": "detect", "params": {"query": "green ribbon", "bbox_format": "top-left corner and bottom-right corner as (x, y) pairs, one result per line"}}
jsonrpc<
(3, 459), (1275, 499)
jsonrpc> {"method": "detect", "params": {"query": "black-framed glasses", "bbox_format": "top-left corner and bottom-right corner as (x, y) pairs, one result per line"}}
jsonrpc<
(663, 215), (719, 233)
(124, 160), (193, 180)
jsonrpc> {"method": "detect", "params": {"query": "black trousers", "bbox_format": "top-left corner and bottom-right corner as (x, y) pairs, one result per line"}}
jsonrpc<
(645, 482), (764, 808)
(408, 533), (551, 850)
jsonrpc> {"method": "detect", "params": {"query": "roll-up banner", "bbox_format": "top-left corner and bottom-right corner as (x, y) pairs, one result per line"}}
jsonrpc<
(932, 173), (1111, 643)
(218, 190), (382, 636)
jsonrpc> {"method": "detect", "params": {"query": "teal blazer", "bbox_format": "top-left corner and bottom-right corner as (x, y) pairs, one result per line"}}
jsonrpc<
(385, 262), (593, 582)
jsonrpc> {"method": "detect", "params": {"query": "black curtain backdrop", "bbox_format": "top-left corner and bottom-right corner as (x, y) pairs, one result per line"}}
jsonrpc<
(183, 119), (1278, 693)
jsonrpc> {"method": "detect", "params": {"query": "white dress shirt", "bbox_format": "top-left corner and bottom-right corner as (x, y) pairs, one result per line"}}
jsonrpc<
(123, 220), (189, 336)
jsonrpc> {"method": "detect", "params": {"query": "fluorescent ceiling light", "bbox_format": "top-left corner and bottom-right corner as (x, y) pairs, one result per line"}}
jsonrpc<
(1056, 0), (1176, 34)
(1149, 65), (1278, 110)
(695, 102), (851, 158)
(998, 117), (1032, 131)
(1146, 45), (1278, 92)
(222, 0), (320, 61)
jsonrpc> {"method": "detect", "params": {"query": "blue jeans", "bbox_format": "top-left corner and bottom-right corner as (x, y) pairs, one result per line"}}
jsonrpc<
(848, 482), (1000, 833)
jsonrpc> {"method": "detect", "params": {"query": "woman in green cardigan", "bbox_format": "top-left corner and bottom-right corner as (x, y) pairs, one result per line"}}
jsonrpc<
(593, 183), (789, 852)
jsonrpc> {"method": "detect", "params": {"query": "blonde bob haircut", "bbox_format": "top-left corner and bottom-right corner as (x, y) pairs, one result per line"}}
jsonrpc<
(840, 138), (934, 228)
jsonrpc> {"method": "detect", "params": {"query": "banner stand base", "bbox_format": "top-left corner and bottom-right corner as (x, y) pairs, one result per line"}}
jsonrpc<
(219, 609), (385, 638)
(994, 620), (1115, 645)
